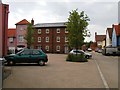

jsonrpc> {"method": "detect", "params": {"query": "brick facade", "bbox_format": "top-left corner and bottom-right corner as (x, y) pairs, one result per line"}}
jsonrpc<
(33, 23), (69, 53)
(0, 3), (9, 57)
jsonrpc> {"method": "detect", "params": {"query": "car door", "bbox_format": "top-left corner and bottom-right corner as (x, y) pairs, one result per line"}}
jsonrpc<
(15, 49), (31, 63)
(30, 50), (42, 63)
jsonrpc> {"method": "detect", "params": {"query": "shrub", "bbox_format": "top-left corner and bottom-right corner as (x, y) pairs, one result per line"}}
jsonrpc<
(66, 54), (88, 62)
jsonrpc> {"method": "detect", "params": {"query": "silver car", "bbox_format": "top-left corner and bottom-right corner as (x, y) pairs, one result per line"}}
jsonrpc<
(70, 49), (92, 59)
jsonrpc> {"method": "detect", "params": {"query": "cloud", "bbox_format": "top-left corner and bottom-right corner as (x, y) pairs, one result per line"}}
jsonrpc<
(2, 0), (118, 42)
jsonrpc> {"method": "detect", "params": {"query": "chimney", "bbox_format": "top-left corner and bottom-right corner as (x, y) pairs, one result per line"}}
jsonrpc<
(95, 32), (97, 42)
(95, 32), (97, 36)
(31, 18), (34, 25)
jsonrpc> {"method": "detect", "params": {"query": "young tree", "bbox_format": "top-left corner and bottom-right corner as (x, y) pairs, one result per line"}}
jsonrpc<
(67, 9), (90, 50)
(25, 23), (34, 49)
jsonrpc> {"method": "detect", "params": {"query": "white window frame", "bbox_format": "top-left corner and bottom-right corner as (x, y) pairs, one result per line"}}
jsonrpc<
(57, 28), (60, 33)
(38, 37), (41, 42)
(56, 36), (60, 42)
(46, 37), (49, 42)
(9, 37), (14, 43)
(56, 45), (60, 51)
(37, 45), (42, 49)
(65, 28), (68, 33)
(46, 29), (49, 34)
(18, 35), (24, 42)
(45, 45), (49, 51)
(65, 36), (68, 42)
(38, 29), (41, 34)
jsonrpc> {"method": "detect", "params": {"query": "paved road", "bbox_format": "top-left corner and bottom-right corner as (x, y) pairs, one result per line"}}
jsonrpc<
(3, 52), (118, 88)
(93, 52), (118, 88)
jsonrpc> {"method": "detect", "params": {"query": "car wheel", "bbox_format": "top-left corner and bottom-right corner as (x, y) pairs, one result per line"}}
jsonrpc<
(8, 60), (14, 66)
(86, 55), (89, 59)
(38, 60), (45, 66)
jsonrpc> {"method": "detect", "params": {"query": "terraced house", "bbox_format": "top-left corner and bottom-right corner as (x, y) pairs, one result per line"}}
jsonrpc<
(15, 19), (30, 50)
(7, 28), (16, 54)
(33, 22), (69, 54)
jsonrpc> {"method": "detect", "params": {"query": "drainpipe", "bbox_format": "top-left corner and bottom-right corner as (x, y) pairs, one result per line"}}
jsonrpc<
(52, 28), (54, 53)
(3, 4), (6, 57)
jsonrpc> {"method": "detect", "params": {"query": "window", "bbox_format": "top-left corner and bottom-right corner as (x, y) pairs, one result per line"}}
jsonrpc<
(46, 37), (49, 42)
(20, 27), (23, 30)
(56, 45), (60, 51)
(56, 36), (60, 42)
(18, 35), (24, 42)
(65, 36), (68, 42)
(45, 46), (49, 51)
(38, 37), (41, 42)
(46, 29), (49, 34)
(38, 29), (41, 34)
(37, 45), (42, 49)
(65, 28), (68, 33)
(57, 28), (60, 33)
(9, 37), (13, 43)
(21, 50), (31, 55)
(32, 50), (40, 55)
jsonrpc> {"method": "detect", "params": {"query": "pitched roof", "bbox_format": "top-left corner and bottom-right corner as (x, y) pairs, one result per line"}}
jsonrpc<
(113, 24), (120, 36)
(16, 19), (30, 25)
(96, 35), (106, 42)
(107, 28), (113, 39)
(8, 28), (16, 37)
(33, 22), (66, 28)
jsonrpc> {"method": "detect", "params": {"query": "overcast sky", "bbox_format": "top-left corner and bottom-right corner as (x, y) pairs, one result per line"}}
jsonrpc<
(2, 0), (119, 42)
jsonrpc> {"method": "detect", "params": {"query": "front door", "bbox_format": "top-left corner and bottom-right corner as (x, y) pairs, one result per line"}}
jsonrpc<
(64, 46), (69, 54)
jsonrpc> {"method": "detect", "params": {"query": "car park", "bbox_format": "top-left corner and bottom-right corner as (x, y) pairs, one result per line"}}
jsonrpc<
(4, 49), (48, 66)
(69, 49), (92, 59)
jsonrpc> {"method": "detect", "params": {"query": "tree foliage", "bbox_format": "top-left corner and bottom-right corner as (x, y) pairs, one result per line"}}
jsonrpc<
(25, 23), (34, 49)
(66, 9), (90, 49)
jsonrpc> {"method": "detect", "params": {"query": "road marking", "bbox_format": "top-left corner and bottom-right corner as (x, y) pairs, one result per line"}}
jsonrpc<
(94, 59), (109, 89)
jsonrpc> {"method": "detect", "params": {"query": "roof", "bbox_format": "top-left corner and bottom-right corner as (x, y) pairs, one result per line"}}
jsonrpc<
(33, 22), (66, 28)
(107, 28), (113, 39)
(8, 28), (16, 37)
(96, 35), (106, 42)
(16, 19), (30, 25)
(113, 24), (120, 36)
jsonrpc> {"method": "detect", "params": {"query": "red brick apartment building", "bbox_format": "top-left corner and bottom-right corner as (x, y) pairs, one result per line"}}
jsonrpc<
(0, 2), (9, 57)
(33, 22), (69, 53)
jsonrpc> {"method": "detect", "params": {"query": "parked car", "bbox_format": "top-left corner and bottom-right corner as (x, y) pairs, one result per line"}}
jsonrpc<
(95, 48), (99, 52)
(0, 58), (6, 65)
(102, 46), (120, 56)
(0, 58), (6, 74)
(69, 49), (92, 59)
(98, 49), (102, 53)
(4, 49), (48, 66)
(87, 48), (92, 52)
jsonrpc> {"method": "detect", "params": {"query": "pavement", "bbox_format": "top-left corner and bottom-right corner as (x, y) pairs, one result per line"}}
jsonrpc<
(2, 52), (118, 88)
(3, 67), (11, 80)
